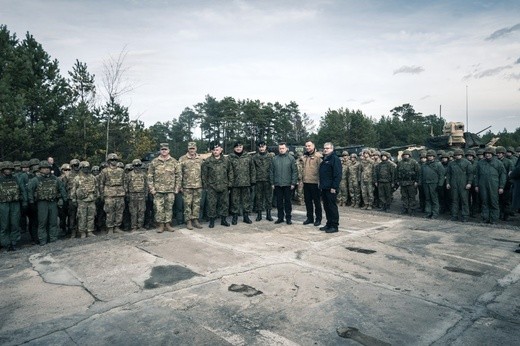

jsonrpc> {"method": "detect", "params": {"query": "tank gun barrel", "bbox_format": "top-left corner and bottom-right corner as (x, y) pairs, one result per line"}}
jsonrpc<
(475, 126), (491, 135)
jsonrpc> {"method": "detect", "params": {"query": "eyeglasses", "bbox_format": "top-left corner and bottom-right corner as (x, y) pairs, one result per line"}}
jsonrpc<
(160, 148), (168, 151)
(63, 169), (71, 171)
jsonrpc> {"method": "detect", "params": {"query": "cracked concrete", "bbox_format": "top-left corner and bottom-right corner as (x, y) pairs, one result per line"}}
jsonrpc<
(0, 205), (519, 345)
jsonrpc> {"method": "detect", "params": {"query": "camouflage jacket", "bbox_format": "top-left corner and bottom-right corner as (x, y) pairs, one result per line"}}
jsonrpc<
(347, 160), (361, 182)
(125, 169), (148, 195)
(59, 171), (78, 199)
(229, 152), (256, 187)
(28, 174), (67, 203)
(179, 153), (204, 189)
(375, 160), (395, 184)
(72, 173), (99, 203)
(396, 158), (420, 186)
(360, 158), (375, 182)
(252, 152), (273, 183)
(0, 174), (27, 204)
(202, 155), (233, 192)
(148, 155), (181, 194)
(99, 166), (126, 198)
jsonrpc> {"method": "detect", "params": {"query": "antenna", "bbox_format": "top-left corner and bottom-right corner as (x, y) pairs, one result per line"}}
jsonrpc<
(466, 85), (469, 132)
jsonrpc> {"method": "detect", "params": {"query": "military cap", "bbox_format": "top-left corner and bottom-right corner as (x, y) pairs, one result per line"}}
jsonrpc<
(188, 141), (197, 149)
(233, 141), (243, 148)
(117, 162), (124, 168)
(13, 161), (21, 168)
(107, 153), (119, 161)
(484, 146), (495, 155)
(29, 158), (40, 167)
(160, 143), (169, 149)
(39, 160), (51, 168)
(402, 150), (412, 156)
(342, 151), (349, 156)
(465, 150), (476, 157)
(495, 146), (506, 154)
(453, 148), (464, 156)
(257, 140), (266, 147)
(476, 148), (485, 155)
(60, 163), (70, 170)
(92, 166), (100, 171)
(70, 158), (80, 166)
(80, 161), (90, 168)
(426, 149), (437, 156)
(21, 161), (30, 168)
(507, 146), (515, 153)
(1, 161), (14, 170)
(132, 159), (142, 166)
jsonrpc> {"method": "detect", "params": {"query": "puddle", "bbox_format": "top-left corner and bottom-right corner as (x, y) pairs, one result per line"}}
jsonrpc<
(337, 326), (391, 346)
(346, 247), (376, 254)
(228, 284), (263, 297)
(443, 266), (482, 277)
(144, 265), (199, 289)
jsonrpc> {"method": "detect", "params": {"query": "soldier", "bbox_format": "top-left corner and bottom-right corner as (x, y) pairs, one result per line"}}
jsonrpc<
(338, 151), (350, 206)
(99, 153), (126, 235)
(465, 150), (480, 218)
(64, 159), (80, 236)
(229, 141), (256, 225)
(446, 148), (473, 222)
(202, 143), (232, 228)
(506, 146), (517, 168)
(439, 152), (450, 214)
(419, 150), (445, 219)
(347, 153), (361, 208)
(374, 152), (395, 212)
(372, 151), (381, 208)
(417, 151), (427, 212)
(301, 141), (323, 226)
(58, 163), (71, 235)
(360, 149), (375, 210)
(179, 142), (204, 230)
(13, 161), (21, 174)
(495, 146), (513, 221)
(0, 161), (27, 251)
(148, 143), (181, 233)
(475, 147), (506, 224)
(71, 161), (98, 238)
(295, 151), (304, 205)
(252, 141), (273, 221)
(27, 161), (67, 245)
(124, 159), (148, 232)
(396, 150), (420, 215)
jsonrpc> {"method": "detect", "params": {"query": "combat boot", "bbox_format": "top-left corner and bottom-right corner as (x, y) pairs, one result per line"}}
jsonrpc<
(193, 219), (203, 229)
(232, 214), (238, 225)
(107, 227), (114, 235)
(165, 223), (175, 232)
(114, 227), (125, 234)
(156, 223), (164, 233)
(80, 232), (86, 239)
(186, 220), (193, 230)
(366, 204), (372, 210)
(87, 231), (96, 237)
(256, 212), (262, 221)
(266, 210), (273, 221)
(243, 213), (252, 224)
(70, 229), (77, 239)
(221, 217), (230, 227)
(208, 218), (215, 228)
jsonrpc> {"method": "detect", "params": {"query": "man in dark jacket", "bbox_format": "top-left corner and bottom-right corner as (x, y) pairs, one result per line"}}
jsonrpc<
(319, 142), (342, 233)
(270, 143), (298, 224)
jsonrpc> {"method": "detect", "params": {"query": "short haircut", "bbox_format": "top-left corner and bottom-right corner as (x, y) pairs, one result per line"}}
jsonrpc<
(324, 142), (334, 150)
(278, 142), (287, 147)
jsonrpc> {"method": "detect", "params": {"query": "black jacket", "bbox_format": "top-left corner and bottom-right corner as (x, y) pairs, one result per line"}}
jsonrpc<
(319, 152), (342, 190)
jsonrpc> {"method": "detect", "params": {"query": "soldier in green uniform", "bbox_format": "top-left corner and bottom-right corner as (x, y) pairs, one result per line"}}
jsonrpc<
(465, 150), (480, 218)
(375, 151), (395, 212)
(419, 150), (445, 219)
(506, 147), (518, 167)
(439, 152), (451, 214)
(417, 151), (427, 212)
(0, 162), (27, 251)
(495, 146), (513, 221)
(347, 153), (361, 208)
(202, 143), (232, 228)
(396, 150), (420, 215)
(229, 141), (256, 225)
(25, 158), (41, 244)
(475, 147), (506, 224)
(124, 159), (148, 232)
(371, 151), (381, 208)
(27, 161), (67, 245)
(72, 161), (98, 238)
(99, 153), (126, 235)
(179, 142), (204, 230)
(148, 143), (181, 233)
(252, 141), (273, 221)
(360, 149), (375, 210)
(446, 148), (473, 222)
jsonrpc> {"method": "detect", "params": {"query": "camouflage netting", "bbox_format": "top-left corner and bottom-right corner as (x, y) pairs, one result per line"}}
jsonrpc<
(425, 132), (484, 150)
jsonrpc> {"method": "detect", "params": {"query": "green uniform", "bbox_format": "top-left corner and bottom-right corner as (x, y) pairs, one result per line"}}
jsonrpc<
(476, 157), (506, 223)
(498, 156), (513, 220)
(375, 160), (396, 209)
(397, 157), (420, 212)
(28, 174), (67, 244)
(179, 153), (204, 222)
(446, 158), (473, 219)
(202, 155), (232, 218)
(0, 173), (27, 248)
(72, 172), (98, 236)
(252, 152), (273, 212)
(148, 156), (181, 224)
(229, 152), (256, 215)
(99, 166), (126, 228)
(419, 160), (445, 218)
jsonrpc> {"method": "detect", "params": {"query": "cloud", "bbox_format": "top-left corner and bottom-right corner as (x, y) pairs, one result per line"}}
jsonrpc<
(485, 23), (520, 40)
(515, 57), (520, 64)
(420, 95), (430, 100)
(361, 99), (375, 105)
(507, 73), (520, 80)
(463, 65), (513, 80)
(393, 65), (424, 75)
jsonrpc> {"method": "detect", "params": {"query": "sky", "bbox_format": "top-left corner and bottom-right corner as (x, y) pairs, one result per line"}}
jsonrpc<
(2, 0), (520, 133)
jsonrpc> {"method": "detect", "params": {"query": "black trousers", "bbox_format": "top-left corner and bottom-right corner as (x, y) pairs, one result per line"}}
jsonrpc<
(321, 189), (339, 228)
(304, 183), (322, 221)
(275, 186), (292, 220)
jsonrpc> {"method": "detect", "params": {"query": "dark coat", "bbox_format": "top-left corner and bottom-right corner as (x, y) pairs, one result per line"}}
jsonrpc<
(319, 152), (342, 190)
(510, 161), (520, 209)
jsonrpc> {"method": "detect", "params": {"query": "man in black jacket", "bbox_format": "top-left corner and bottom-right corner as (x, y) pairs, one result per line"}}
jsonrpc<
(319, 142), (342, 233)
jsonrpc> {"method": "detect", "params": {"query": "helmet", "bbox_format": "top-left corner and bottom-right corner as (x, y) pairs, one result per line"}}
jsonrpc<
(21, 161), (30, 168)
(373, 151), (381, 157)
(465, 150), (476, 157)
(453, 148), (464, 156)
(60, 163), (71, 171)
(92, 165), (100, 171)
(495, 146), (506, 154)
(507, 146), (515, 153)
(125, 164), (133, 171)
(132, 159), (142, 166)
(402, 150), (412, 156)
(107, 153), (119, 161)
(477, 148), (485, 155)
(437, 150), (445, 156)
(29, 158), (40, 167)
(70, 159), (80, 166)
(117, 162), (124, 168)
(420, 151), (427, 158)
(1, 161), (14, 170)
(441, 152), (450, 159)
(342, 151), (349, 156)
(381, 151), (391, 159)
(426, 150), (436, 156)
(39, 160), (51, 168)
(100, 161), (108, 169)
(516, 146), (520, 152)
(79, 161), (90, 168)
(13, 161), (21, 168)
(484, 146), (495, 155)
(350, 153), (358, 158)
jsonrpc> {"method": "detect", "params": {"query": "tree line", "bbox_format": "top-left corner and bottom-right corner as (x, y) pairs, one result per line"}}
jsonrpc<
(1, 25), (518, 165)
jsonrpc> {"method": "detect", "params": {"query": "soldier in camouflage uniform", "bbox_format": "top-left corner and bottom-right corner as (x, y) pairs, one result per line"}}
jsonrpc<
(375, 152), (395, 212)
(202, 143), (232, 228)
(419, 150), (445, 219)
(24, 158), (41, 243)
(371, 151), (381, 208)
(148, 143), (181, 233)
(99, 153), (126, 235)
(396, 150), (420, 215)
(72, 161), (98, 238)
(179, 142), (204, 230)
(28, 161), (67, 245)
(465, 150), (479, 218)
(506, 146), (517, 167)
(0, 161), (28, 251)
(66, 159), (81, 235)
(360, 149), (375, 209)
(252, 141), (273, 221)
(295, 152), (304, 205)
(338, 151), (350, 206)
(495, 146), (513, 221)
(475, 147), (506, 224)
(446, 148), (473, 222)
(347, 153), (361, 207)
(124, 159), (147, 231)
(439, 152), (450, 214)
(229, 141), (256, 225)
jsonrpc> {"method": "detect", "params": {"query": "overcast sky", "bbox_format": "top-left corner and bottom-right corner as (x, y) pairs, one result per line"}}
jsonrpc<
(2, 0), (520, 133)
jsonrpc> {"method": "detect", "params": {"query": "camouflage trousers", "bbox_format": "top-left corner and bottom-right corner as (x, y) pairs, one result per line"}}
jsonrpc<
(0, 201), (21, 248)
(400, 184), (417, 210)
(348, 179), (361, 205)
(361, 180), (374, 206)
(254, 181), (272, 211)
(104, 197), (125, 228)
(67, 199), (78, 232)
(338, 181), (348, 205)
(296, 183), (304, 205)
(183, 188), (202, 221)
(230, 187), (252, 214)
(153, 192), (175, 224)
(77, 200), (96, 233)
(207, 188), (229, 218)
(129, 193), (146, 229)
